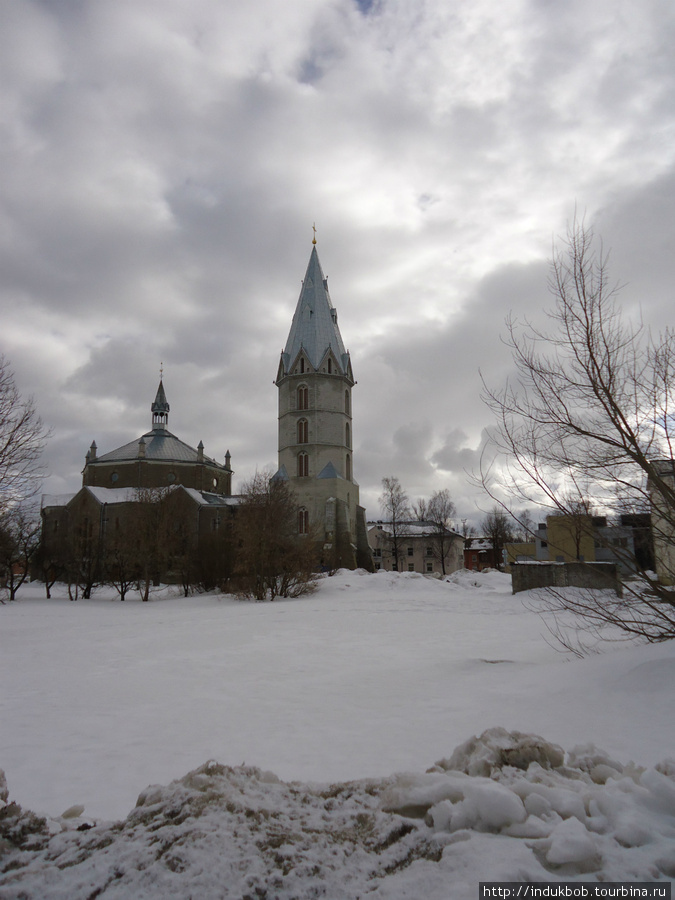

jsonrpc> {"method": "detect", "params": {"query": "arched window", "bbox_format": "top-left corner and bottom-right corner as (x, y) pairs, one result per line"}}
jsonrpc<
(297, 385), (309, 410)
(345, 390), (350, 415)
(297, 418), (308, 444)
(345, 422), (350, 448)
(345, 453), (351, 480)
(298, 507), (309, 534)
(298, 452), (309, 477)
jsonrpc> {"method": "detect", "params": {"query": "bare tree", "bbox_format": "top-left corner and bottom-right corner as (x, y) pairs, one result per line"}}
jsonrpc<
(379, 476), (411, 572)
(460, 519), (477, 540)
(480, 507), (513, 571)
(0, 504), (41, 602)
(0, 356), (49, 511)
(510, 509), (536, 543)
(134, 488), (172, 602)
(482, 219), (675, 641)
(414, 488), (457, 575)
(233, 471), (318, 601)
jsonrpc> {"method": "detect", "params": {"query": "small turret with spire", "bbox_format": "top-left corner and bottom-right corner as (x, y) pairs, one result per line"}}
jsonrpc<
(151, 368), (170, 430)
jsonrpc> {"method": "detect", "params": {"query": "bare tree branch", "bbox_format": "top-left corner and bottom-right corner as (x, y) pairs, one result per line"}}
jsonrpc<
(481, 218), (675, 642)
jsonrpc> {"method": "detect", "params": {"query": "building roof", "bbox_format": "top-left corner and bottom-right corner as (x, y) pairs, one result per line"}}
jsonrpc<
(367, 520), (461, 538)
(91, 428), (226, 468)
(280, 246), (350, 376)
(80, 486), (140, 505)
(41, 493), (76, 509)
(44, 485), (244, 509)
(86, 379), (229, 472)
(317, 461), (341, 479)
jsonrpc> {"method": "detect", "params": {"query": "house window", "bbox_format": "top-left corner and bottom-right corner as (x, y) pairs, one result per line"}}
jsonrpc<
(426, 546), (433, 556)
(298, 453), (309, 477)
(297, 385), (308, 410)
(298, 508), (309, 534)
(297, 418), (308, 443)
(373, 548), (382, 558)
(345, 453), (351, 480)
(426, 562), (433, 573)
(345, 390), (350, 415)
(408, 563), (414, 571)
(375, 563), (381, 571)
(407, 546), (413, 556)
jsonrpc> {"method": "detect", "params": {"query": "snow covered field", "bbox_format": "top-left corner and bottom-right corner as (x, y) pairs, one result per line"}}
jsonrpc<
(1, 569), (674, 897)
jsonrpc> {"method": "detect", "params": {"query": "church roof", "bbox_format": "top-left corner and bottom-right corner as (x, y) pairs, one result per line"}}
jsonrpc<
(280, 246), (350, 375)
(92, 428), (228, 470)
(87, 379), (229, 473)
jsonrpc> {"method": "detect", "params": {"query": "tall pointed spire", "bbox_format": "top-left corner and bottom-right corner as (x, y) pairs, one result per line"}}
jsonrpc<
(151, 379), (170, 430)
(280, 245), (350, 376)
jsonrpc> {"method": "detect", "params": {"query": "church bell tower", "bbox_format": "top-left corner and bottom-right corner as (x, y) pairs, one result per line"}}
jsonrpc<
(274, 236), (372, 570)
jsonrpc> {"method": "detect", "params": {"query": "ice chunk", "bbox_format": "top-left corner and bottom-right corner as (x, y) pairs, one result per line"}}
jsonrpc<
(546, 817), (598, 866)
(433, 728), (564, 777)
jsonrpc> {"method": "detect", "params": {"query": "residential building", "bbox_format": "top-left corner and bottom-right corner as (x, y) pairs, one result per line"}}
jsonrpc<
(650, 459), (675, 585)
(533, 514), (648, 577)
(368, 521), (464, 575)
(464, 537), (497, 571)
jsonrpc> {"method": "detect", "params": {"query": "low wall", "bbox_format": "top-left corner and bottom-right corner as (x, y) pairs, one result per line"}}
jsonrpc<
(511, 561), (622, 596)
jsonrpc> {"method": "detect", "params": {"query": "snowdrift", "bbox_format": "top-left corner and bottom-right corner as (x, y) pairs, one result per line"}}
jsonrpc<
(1, 728), (674, 899)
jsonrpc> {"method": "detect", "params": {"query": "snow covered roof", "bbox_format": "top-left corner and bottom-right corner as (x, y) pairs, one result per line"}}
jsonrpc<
(181, 488), (242, 507)
(367, 520), (461, 538)
(82, 487), (140, 505)
(280, 246), (351, 376)
(41, 493), (76, 508)
(467, 538), (493, 551)
(44, 485), (244, 509)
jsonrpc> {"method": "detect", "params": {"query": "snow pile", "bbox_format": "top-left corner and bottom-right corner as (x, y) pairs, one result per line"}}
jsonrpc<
(1, 729), (674, 899)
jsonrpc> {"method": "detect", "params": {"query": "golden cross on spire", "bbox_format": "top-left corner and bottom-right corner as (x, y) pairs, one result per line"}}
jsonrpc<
(312, 223), (317, 245)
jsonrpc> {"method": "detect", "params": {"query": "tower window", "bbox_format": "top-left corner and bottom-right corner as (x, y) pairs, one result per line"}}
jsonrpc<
(345, 453), (351, 480)
(345, 390), (350, 415)
(300, 358), (305, 374)
(345, 422), (350, 448)
(298, 507), (309, 534)
(327, 358), (332, 374)
(298, 453), (309, 477)
(297, 385), (309, 410)
(297, 418), (308, 444)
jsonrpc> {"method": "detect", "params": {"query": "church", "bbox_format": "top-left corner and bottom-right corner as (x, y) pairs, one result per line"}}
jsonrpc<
(274, 238), (372, 570)
(40, 239), (372, 581)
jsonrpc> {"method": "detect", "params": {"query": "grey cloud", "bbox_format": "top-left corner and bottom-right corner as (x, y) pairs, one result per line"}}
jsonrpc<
(1, 0), (675, 532)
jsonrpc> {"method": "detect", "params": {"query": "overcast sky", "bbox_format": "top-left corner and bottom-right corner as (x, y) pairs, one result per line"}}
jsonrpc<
(2, 0), (675, 525)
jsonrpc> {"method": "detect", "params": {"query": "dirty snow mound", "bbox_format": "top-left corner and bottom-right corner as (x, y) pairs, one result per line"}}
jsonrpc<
(1, 731), (674, 899)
